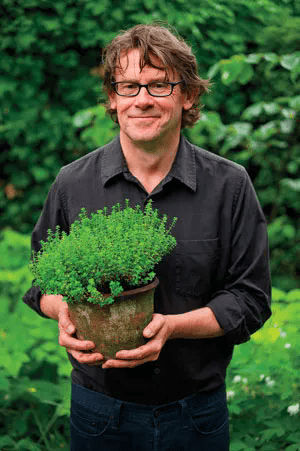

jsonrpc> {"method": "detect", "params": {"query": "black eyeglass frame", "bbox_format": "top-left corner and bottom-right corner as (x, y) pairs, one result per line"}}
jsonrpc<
(111, 80), (185, 97)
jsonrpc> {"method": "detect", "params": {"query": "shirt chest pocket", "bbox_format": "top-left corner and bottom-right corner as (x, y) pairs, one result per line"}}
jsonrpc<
(175, 239), (221, 297)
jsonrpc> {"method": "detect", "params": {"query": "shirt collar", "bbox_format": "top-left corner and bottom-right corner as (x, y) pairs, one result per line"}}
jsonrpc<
(168, 135), (196, 192)
(101, 134), (196, 192)
(101, 135), (125, 185)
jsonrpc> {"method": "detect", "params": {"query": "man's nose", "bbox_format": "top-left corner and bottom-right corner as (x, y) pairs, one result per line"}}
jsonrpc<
(134, 86), (154, 106)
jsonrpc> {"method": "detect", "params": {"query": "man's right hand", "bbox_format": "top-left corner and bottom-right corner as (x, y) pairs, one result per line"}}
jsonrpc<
(41, 294), (105, 365)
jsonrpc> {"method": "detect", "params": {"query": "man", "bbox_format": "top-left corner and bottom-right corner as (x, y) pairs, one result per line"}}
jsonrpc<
(23, 24), (271, 450)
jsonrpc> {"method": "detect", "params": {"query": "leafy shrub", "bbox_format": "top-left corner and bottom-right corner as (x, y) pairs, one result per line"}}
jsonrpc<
(1, 0), (296, 233)
(227, 288), (300, 450)
(30, 200), (177, 305)
(0, 229), (32, 312)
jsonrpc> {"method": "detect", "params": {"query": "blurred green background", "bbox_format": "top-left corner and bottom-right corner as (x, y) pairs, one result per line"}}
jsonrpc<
(0, 0), (299, 449)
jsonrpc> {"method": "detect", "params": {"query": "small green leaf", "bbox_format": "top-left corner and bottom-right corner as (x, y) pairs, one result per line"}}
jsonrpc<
(286, 289), (300, 303)
(73, 110), (93, 128)
(262, 103), (280, 115)
(281, 53), (300, 71)
(246, 53), (263, 64)
(207, 62), (220, 79)
(289, 95), (300, 109)
(281, 178), (300, 192)
(242, 103), (263, 119)
(238, 64), (254, 84)
(264, 53), (279, 63)
(271, 287), (287, 302)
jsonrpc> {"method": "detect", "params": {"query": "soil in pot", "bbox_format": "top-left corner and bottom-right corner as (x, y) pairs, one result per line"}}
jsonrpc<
(68, 278), (159, 361)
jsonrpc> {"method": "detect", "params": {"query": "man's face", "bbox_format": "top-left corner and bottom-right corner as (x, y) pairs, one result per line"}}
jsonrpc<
(109, 49), (194, 148)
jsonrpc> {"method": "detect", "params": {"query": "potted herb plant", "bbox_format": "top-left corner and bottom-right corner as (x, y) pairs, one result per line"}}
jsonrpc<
(30, 200), (177, 360)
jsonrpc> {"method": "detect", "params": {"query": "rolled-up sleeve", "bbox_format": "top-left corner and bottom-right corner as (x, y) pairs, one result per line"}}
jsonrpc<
(208, 170), (271, 345)
(22, 177), (69, 317)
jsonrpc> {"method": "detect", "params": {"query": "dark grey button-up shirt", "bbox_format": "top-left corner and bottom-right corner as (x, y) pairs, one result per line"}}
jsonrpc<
(23, 135), (271, 405)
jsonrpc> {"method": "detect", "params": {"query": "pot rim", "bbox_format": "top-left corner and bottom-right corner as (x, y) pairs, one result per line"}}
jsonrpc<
(69, 277), (159, 307)
(112, 276), (159, 298)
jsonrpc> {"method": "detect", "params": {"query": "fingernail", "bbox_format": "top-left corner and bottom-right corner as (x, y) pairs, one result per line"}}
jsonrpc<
(144, 329), (152, 338)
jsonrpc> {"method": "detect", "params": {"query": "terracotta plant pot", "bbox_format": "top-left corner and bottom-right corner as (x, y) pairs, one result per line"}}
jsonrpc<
(68, 278), (159, 360)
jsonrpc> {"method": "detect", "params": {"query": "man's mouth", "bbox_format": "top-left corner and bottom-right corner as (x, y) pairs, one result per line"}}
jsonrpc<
(130, 116), (157, 119)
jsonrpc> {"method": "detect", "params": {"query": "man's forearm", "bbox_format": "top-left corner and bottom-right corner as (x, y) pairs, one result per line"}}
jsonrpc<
(167, 307), (224, 340)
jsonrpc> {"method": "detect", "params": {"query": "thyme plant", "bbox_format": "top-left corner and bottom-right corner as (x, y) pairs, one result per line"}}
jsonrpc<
(30, 200), (177, 306)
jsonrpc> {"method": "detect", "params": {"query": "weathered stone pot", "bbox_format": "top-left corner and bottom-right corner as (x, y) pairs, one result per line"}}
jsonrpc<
(68, 278), (159, 361)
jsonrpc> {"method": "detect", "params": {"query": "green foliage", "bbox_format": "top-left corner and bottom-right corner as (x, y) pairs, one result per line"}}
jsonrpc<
(0, 232), (71, 450)
(227, 289), (300, 450)
(1, 0), (299, 290)
(30, 201), (177, 305)
(0, 229), (32, 312)
(0, 0), (297, 233)
(1, 230), (300, 449)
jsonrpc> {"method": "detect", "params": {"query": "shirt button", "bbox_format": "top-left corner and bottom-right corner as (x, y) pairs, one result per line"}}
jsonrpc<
(154, 368), (160, 375)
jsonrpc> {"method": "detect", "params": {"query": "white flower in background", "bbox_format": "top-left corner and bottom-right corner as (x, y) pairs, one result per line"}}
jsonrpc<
(259, 374), (265, 381)
(284, 343), (291, 349)
(227, 390), (235, 400)
(287, 404), (299, 416)
(233, 375), (242, 383)
(265, 377), (275, 387)
(243, 378), (248, 384)
(280, 330), (287, 338)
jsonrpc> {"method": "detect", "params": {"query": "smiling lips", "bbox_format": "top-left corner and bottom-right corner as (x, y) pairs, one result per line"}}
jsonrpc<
(129, 115), (158, 119)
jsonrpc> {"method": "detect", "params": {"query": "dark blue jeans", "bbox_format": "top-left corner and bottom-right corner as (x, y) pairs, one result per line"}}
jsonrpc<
(70, 383), (229, 451)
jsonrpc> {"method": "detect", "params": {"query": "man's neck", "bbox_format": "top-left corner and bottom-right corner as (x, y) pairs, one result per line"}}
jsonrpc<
(120, 132), (180, 194)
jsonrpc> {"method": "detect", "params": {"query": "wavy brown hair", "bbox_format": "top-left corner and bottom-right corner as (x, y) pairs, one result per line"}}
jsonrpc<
(103, 24), (210, 128)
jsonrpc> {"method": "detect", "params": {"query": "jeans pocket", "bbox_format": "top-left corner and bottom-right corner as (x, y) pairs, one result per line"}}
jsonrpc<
(190, 404), (229, 435)
(176, 239), (220, 297)
(70, 403), (111, 437)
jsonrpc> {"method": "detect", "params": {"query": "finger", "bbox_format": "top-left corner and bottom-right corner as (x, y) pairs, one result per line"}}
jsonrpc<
(115, 343), (151, 360)
(59, 330), (95, 351)
(58, 305), (76, 335)
(116, 337), (163, 361)
(143, 313), (164, 339)
(102, 358), (147, 369)
(68, 349), (105, 365)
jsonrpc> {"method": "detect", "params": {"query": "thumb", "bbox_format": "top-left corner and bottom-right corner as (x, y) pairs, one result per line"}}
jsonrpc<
(143, 313), (163, 338)
(59, 304), (76, 335)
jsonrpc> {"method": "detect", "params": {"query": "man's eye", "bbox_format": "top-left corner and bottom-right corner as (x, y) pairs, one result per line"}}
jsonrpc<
(123, 83), (138, 89)
(151, 82), (167, 89)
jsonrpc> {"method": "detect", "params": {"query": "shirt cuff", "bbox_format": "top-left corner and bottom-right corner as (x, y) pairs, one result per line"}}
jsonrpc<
(22, 285), (50, 319)
(208, 291), (251, 345)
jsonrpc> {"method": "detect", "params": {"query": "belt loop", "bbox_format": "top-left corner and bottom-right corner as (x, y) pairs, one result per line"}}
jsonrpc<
(111, 400), (122, 430)
(179, 399), (189, 430)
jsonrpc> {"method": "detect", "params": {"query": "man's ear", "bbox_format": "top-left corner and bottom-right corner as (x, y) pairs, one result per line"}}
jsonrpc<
(108, 92), (117, 110)
(182, 88), (198, 110)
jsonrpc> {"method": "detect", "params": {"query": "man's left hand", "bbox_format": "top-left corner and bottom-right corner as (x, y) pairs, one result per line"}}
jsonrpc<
(101, 313), (172, 369)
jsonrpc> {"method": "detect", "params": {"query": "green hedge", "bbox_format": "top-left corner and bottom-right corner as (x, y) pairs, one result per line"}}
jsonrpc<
(1, 0), (299, 290)
(0, 228), (300, 450)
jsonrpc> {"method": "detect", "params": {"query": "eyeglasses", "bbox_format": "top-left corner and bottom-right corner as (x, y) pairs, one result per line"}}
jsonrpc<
(111, 80), (184, 97)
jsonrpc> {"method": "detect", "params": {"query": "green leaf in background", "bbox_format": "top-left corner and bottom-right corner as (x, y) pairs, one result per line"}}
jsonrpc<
(289, 95), (300, 109)
(281, 53), (300, 71)
(220, 56), (245, 85)
(281, 178), (300, 192)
